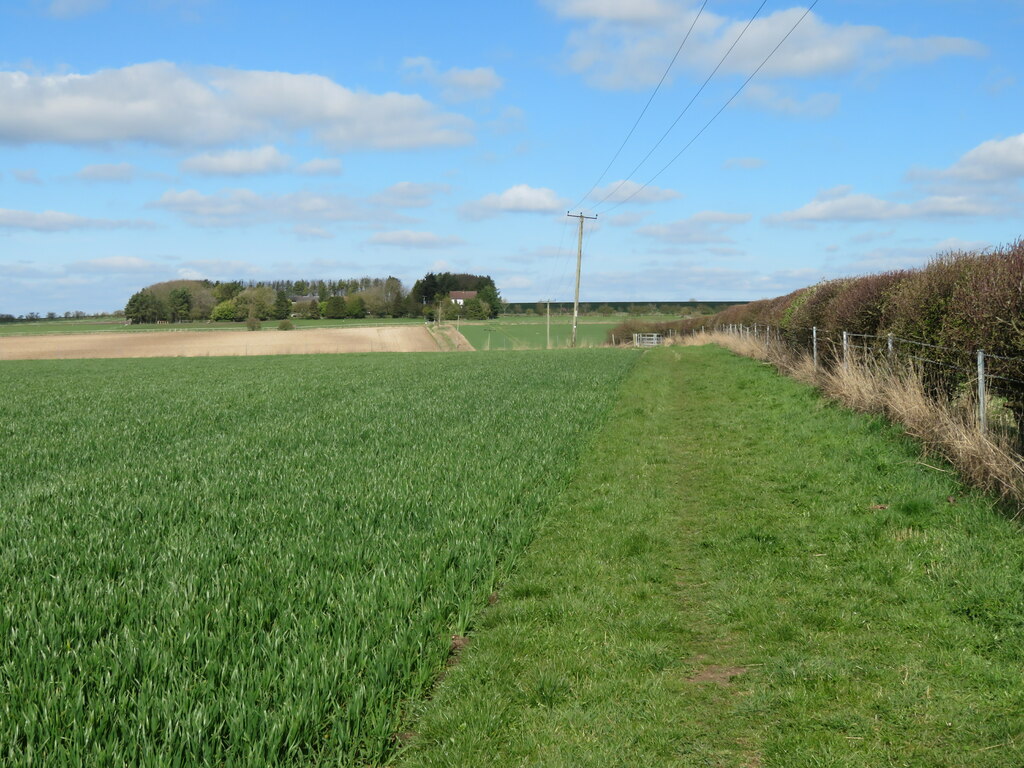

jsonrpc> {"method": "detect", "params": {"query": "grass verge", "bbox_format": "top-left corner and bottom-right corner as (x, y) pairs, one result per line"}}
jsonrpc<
(399, 345), (1024, 767)
(683, 330), (1024, 513)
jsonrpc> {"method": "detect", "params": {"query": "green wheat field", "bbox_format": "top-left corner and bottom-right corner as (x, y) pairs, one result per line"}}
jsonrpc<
(0, 350), (635, 766)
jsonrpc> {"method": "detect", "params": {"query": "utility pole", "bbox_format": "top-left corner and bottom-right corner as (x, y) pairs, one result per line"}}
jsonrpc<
(567, 211), (597, 348)
(544, 298), (551, 349)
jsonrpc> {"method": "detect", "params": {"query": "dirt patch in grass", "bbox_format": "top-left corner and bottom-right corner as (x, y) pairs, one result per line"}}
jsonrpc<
(0, 326), (441, 360)
(685, 663), (747, 686)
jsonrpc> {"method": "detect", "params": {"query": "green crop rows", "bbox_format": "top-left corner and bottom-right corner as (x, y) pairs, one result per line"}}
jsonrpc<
(0, 350), (635, 766)
(457, 320), (619, 350)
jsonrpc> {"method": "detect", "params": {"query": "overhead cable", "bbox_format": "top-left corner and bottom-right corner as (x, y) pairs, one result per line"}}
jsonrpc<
(591, 0), (770, 210)
(598, 0), (821, 214)
(567, 0), (710, 212)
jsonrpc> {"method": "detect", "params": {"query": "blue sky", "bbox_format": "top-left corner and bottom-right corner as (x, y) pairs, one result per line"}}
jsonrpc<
(1, 0), (1022, 315)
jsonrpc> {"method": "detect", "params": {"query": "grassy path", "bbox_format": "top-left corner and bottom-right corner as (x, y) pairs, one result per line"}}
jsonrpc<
(400, 345), (1024, 767)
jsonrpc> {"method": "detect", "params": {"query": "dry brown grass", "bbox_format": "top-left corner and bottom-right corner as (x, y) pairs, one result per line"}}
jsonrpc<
(680, 330), (1024, 514)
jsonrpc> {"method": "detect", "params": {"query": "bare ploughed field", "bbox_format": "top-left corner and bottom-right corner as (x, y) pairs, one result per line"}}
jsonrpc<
(0, 326), (442, 361)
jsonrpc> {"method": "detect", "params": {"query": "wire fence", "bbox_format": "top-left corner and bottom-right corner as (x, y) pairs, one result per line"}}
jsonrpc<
(706, 323), (1024, 450)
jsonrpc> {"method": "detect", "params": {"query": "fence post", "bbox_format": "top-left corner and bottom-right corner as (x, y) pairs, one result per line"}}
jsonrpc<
(842, 331), (849, 371)
(887, 333), (893, 359)
(753, 323), (758, 340)
(812, 326), (818, 371)
(977, 349), (987, 436)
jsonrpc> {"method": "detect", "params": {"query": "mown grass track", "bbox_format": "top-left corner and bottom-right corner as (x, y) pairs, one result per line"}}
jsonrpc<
(0, 350), (636, 766)
(402, 345), (1024, 767)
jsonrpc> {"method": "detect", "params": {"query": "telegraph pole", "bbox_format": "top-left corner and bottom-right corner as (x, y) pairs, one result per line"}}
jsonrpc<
(567, 211), (597, 348)
(545, 299), (551, 349)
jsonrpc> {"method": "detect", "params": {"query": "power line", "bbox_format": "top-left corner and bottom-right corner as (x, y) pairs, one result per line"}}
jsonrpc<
(599, 0), (821, 215)
(591, 0), (770, 210)
(542, 212), (575, 304)
(568, 0), (710, 212)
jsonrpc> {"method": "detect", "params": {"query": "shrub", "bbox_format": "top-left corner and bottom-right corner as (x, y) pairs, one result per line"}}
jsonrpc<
(278, 319), (294, 331)
(822, 271), (909, 336)
(246, 316), (262, 331)
(880, 252), (977, 345)
(210, 299), (240, 322)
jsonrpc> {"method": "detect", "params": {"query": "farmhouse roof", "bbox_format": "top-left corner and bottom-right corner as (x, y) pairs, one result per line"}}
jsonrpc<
(450, 291), (478, 300)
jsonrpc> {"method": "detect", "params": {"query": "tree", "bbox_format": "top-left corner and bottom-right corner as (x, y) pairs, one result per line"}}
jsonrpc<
(477, 284), (501, 318)
(213, 281), (243, 303)
(125, 290), (166, 324)
(345, 295), (366, 318)
(234, 286), (275, 320)
(462, 297), (489, 320)
(294, 299), (320, 319)
(361, 286), (389, 317)
(324, 295), (347, 319)
(210, 300), (240, 321)
(413, 273), (440, 304)
(168, 287), (192, 322)
(272, 291), (292, 320)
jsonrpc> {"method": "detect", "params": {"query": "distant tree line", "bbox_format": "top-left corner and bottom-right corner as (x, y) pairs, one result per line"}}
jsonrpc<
(502, 302), (732, 317)
(123, 272), (503, 324)
(0, 310), (110, 323)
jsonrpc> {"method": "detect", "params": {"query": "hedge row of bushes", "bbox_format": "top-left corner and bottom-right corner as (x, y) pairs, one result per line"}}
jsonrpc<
(612, 239), (1024, 427)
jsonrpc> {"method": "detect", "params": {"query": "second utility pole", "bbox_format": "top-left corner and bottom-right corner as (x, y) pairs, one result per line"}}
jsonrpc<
(567, 211), (597, 348)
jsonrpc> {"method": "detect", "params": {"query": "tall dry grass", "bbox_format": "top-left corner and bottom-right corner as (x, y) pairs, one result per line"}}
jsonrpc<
(677, 331), (1024, 514)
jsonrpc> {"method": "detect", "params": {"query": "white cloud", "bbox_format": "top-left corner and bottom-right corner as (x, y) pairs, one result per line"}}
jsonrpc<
(0, 62), (474, 150)
(549, 2), (984, 91)
(498, 274), (534, 291)
(148, 187), (403, 228)
(297, 157), (342, 176)
(368, 230), (465, 248)
(373, 181), (451, 208)
(293, 225), (335, 240)
(402, 57), (503, 102)
(66, 255), (159, 273)
(489, 106), (526, 134)
(0, 208), (151, 232)
(13, 169), (41, 184)
(605, 211), (651, 227)
(583, 264), (818, 300)
(637, 210), (750, 243)
(842, 237), (991, 273)
(738, 84), (839, 118)
(590, 179), (680, 205)
(769, 186), (1002, 224)
(46, 0), (109, 18)
(723, 156), (764, 170)
(181, 145), (291, 175)
(545, 0), (675, 23)
(75, 162), (135, 181)
(460, 184), (569, 220)
(0, 262), (59, 278)
(941, 133), (1024, 183)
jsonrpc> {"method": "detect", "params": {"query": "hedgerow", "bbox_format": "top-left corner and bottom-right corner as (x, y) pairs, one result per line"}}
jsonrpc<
(611, 239), (1024, 429)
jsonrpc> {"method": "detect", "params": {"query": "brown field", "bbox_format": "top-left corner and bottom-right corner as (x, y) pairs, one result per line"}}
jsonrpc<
(0, 326), (446, 361)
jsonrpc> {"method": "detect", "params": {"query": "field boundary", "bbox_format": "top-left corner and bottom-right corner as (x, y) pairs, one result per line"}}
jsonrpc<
(0, 325), (442, 360)
(399, 346), (1024, 766)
